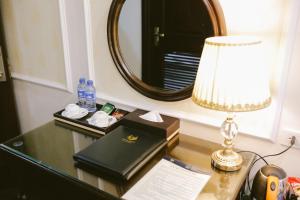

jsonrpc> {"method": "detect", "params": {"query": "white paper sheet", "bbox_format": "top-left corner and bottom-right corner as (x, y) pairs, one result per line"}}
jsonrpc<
(122, 158), (211, 200)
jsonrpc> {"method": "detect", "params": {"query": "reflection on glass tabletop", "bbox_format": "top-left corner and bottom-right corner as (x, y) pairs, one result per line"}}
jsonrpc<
(0, 120), (255, 199)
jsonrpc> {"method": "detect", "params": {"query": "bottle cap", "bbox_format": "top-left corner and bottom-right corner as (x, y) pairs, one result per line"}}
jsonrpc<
(79, 78), (85, 84)
(87, 80), (93, 86)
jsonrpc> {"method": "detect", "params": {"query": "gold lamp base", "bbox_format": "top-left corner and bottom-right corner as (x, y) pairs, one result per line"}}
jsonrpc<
(211, 149), (243, 172)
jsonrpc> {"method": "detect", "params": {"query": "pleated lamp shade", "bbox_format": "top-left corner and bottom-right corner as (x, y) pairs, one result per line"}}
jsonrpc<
(192, 36), (271, 112)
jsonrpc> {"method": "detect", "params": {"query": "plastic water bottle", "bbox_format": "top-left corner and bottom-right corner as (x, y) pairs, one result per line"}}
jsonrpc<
(77, 78), (86, 108)
(85, 80), (97, 112)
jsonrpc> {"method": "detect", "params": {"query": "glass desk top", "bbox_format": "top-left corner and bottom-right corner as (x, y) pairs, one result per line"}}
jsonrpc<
(0, 121), (255, 200)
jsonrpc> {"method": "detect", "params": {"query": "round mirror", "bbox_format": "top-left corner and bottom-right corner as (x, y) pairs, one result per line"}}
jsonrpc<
(108, 0), (226, 101)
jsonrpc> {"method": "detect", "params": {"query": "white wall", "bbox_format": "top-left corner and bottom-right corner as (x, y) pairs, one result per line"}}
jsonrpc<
(88, 0), (280, 141)
(1, 0), (89, 132)
(219, 0), (290, 92)
(1, 0), (300, 179)
(2, 0), (67, 88)
(87, 0), (300, 177)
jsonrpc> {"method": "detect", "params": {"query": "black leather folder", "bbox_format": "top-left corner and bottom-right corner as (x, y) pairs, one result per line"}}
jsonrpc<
(73, 125), (167, 182)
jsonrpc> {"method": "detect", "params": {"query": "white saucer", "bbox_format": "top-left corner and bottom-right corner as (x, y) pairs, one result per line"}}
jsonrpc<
(62, 108), (88, 119)
(87, 113), (117, 128)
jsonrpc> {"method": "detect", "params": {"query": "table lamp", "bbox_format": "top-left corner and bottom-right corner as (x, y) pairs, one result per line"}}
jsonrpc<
(192, 36), (271, 171)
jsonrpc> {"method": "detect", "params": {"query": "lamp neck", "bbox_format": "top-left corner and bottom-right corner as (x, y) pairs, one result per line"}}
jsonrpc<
(226, 112), (235, 121)
(221, 112), (238, 151)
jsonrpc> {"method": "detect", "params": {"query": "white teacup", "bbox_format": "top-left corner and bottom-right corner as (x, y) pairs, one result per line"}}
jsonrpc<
(87, 111), (117, 127)
(65, 104), (80, 112)
(64, 104), (81, 115)
(62, 103), (88, 119)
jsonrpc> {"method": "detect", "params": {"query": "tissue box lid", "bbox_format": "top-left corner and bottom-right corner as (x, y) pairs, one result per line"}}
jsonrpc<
(120, 109), (179, 140)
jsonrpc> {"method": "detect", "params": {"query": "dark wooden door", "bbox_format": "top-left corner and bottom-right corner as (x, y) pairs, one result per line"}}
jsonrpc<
(142, 0), (163, 88)
(142, 0), (215, 90)
(0, 9), (20, 143)
(0, 8), (21, 195)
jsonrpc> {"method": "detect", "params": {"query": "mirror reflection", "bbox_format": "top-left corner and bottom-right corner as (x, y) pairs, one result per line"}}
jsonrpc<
(118, 0), (216, 91)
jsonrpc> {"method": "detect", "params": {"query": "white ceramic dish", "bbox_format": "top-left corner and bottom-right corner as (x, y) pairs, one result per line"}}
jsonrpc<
(62, 108), (88, 119)
(87, 111), (117, 127)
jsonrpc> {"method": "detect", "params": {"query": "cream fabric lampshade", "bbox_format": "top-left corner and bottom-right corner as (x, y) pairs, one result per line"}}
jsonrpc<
(192, 36), (271, 112)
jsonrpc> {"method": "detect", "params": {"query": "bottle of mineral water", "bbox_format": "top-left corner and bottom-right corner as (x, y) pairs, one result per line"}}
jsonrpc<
(85, 80), (97, 112)
(77, 78), (86, 108)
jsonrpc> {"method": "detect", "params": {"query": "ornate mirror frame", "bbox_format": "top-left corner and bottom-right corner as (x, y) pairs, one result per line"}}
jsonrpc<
(107, 0), (227, 101)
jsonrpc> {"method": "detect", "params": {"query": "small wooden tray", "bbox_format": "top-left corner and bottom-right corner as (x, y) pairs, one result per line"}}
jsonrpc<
(53, 104), (129, 135)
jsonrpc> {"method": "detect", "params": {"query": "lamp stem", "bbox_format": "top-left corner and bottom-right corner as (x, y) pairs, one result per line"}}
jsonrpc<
(221, 112), (238, 149)
(211, 112), (243, 171)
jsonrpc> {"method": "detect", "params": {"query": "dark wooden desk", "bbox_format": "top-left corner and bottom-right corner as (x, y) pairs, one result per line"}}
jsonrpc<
(0, 121), (255, 200)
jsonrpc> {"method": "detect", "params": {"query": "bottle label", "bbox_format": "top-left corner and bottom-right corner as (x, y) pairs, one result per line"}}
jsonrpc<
(86, 93), (95, 100)
(78, 90), (85, 98)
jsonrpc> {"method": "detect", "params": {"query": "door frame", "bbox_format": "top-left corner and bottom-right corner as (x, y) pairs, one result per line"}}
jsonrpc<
(0, 7), (21, 143)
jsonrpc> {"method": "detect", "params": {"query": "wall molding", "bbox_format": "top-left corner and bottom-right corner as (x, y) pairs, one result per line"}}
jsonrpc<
(12, 72), (68, 92)
(83, 0), (96, 82)
(96, 92), (274, 140)
(273, 0), (300, 140)
(281, 128), (300, 136)
(58, 0), (74, 93)
(8, 0), (73, 94)
(277, 128), (300, 149)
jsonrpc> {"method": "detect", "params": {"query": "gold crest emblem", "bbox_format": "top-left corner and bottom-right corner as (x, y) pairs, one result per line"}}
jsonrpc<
(127, 134), (138, 141)
(122, 134), (139, 143)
